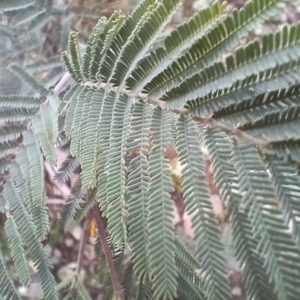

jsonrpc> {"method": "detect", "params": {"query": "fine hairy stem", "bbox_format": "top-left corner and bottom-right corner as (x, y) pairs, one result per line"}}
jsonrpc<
(91, 205), (124, 300)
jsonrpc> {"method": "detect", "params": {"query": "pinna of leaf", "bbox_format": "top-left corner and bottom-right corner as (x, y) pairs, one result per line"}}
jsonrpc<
(1, 0), (300, 299)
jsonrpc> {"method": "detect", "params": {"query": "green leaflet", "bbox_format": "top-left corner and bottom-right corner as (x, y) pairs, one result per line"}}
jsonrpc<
(187, 57), (300, 116)
(264, 155), (300, 248)
(147, 107), (177, 299)
(10, 130), (49, 241)
(55, 155), (80, 183)
(268, 139), (300, 163)
(212, 83), (300, 127)
(109, 0), (181, 89)
(4, 181), (58, 300)
(204, 128), (278, 300)
(61, 178), (87, 230)
(66, 86), (92, 156)
(0, 95), (41, 109)
(164, 24), (300, 109)
(8, 64), (49, 95)
(95, 90), (116, 211)
(0, 246), (22, 300)
(175, 240), (206, 300)
(99, 0), (156, 82)
(129, 0), (227, 94)
(5, 217), (31, 287)
(80, 89), (105, 188)
(63, 32), (84, 83)
(144, 0), (284, 99)
(239, 105), (300, 142)
(95, 12), (126, 82)
(232, 142), (300, 300)
(127, 100), (151, 279)
(175, 117), (231, 300)
(104, 93), (131, 245)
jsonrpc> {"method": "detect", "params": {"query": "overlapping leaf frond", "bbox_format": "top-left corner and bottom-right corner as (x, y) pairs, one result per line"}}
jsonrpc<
(204, 128), (278, 300)
(175, 240), (206, 300)
(56, 0), (300, 298)
(165, 23), (300, 110)
(187, 56), (300, 117)
(0, 65), (60, 299)
(128, 0), (228, 95)
(175, 116), (231, 300)
(147, 107), (177, 299)
(212, 82), (300, 126)
(264, 155), (300, 248)
(231, 141), (300, 300)
(239, 104), (300, 142)
(3, 0), (300, 299)
(3, 181), (57, 299)
(127, 100), (151, 279)
(142, 0), (284, 99)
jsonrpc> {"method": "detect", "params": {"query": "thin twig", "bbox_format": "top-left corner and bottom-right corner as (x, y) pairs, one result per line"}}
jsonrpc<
(91, 205), (124, 300)
(76, 215), (91, 276)
(54, 72), (71, 94)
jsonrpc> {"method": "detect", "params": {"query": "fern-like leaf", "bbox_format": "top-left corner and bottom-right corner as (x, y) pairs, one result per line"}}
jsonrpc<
(175, 240), (206, 300)
(99, 0), (156, 82)
(213, 83), (300, 126)
(104, 93), (131, 245)
(239, 105), (300, 142)
(0, 95), (41, 109)
(128, 0), (227, 95)
(175, 116), (231, 300)
(163, 24), (300, 109)
(80, 89), (105, 188)
(8, 64), (49, 95)
(144, 0), (284, 99)
(232, 141), (300, 300)
(187, 57), (300, 116)
(3, 181), (58, 300)
(0, 246), (22, 300)
(55, 155), (80, 183)
(204, 128), (278, 299)
(127, 100), (151, 279)
(5, 217), (31, 286)
(110, 0), (181, 89)
(264, 155), (300, 248)
(147, 107), (177, 299)
(61, 178), (87, 230)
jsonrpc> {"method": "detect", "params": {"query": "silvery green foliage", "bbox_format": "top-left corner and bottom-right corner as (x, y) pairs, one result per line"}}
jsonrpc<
(2, 0), (300, 299)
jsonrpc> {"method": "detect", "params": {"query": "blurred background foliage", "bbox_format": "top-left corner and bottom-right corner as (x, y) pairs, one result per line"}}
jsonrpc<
(1, 0), (300, 299)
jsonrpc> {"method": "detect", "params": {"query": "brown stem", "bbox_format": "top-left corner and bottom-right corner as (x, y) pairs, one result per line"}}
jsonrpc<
(91, 205), (124, 300)
(76, 216), (91, 276)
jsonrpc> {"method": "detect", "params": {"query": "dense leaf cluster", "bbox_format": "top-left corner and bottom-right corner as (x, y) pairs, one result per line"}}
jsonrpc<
(1, 0), (300, 299)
